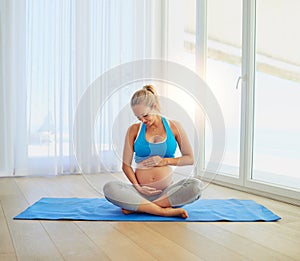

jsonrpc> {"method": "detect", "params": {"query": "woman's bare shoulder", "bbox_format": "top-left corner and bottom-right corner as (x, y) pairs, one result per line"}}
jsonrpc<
(168, 119), (182, 134)
(127, 123), (140, 138)
(129, 122), (140, 132)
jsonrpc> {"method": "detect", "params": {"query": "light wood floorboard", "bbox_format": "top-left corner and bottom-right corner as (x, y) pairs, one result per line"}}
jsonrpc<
(0, 179), (63, 261)
(0, 174), (299, 261)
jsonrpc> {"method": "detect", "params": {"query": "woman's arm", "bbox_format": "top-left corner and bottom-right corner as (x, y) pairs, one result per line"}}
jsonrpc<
(166, 120), (194, 166)
(122, 124), (140, 187)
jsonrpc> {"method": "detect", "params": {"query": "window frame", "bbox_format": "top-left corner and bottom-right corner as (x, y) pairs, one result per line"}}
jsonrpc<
(195, 0), (300, 205)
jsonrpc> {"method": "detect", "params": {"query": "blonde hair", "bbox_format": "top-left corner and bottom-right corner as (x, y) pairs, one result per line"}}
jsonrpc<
(130, 84), (160, 112)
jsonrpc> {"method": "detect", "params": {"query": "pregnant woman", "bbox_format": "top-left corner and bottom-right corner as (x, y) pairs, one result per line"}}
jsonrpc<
(103, 85), (202, 218)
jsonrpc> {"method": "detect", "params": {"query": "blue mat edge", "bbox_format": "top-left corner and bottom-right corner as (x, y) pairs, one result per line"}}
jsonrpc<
(14, 197), (281, 222)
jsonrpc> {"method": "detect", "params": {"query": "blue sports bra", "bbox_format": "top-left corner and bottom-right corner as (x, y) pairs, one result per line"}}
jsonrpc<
(134, 117), (177, 163)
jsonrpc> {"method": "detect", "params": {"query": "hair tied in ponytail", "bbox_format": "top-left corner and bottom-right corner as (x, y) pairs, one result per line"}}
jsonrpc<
(143, 84), (157, 96)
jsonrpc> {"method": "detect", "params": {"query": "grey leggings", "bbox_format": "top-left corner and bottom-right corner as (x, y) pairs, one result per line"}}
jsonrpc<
(103, 178), (203, 211)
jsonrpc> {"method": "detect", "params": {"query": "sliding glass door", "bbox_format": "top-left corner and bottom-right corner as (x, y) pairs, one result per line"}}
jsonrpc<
(205, 0), (243, 178)
(164, 0), (299, 203)
(192, 0), (300, 203)
(252, 0), (300, 191)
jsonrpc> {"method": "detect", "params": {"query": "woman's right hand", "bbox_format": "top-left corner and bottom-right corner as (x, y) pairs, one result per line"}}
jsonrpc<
(135, 185), (162, 196)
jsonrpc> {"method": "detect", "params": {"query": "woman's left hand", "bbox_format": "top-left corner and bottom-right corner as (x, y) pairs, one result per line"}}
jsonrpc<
(140, 156), (165, 168)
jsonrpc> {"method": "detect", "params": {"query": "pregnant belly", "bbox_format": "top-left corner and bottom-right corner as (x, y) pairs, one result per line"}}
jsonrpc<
(135, 166), (173, 190)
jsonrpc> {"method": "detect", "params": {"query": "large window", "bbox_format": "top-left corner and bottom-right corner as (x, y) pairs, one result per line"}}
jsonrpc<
(252, 0), (300, 190)
(205, 0), (242, 177)
(182, 0), (300, 203)
(0, 0), (160, 176)
(184, 0), (243, 177)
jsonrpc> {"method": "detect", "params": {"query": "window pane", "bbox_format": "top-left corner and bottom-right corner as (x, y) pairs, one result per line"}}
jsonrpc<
(205, 0), (243, 176)
(253, 0), (300, 189)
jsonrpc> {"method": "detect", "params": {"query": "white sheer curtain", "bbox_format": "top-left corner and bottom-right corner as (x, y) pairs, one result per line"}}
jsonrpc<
(0, 0), (164, 176)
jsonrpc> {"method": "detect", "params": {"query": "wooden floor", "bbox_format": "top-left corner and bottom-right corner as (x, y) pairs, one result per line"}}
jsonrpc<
(0, 173), (299, 261)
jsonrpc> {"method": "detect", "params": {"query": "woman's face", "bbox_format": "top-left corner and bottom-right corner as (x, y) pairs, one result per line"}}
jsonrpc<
(132, 104), (157, 125)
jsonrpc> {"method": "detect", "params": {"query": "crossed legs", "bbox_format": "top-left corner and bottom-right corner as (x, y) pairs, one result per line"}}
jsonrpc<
(103, 178), (203, 218)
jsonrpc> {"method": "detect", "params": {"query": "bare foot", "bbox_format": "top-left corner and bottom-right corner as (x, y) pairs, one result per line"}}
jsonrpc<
(122, 207), (188, 219)
(163, 207), (188, 219)
(121, 208), (136, 215)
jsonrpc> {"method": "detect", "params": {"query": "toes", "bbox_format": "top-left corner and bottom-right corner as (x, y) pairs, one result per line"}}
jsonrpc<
(122, 208), (134, 215)
(182, 211), (188, 219)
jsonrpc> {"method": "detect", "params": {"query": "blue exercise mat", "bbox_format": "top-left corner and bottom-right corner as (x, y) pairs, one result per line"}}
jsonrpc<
(14, 197), (281, 222)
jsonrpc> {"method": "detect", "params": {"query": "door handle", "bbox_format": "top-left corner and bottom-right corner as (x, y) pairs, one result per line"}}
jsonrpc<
(235, 75), (245, 89)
